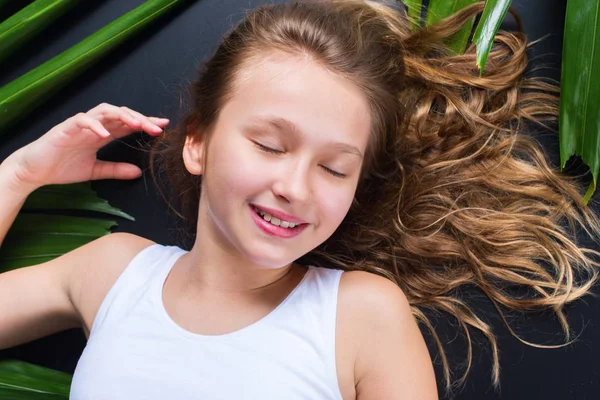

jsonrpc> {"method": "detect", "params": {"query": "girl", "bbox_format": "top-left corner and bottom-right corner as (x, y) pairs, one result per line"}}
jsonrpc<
(0, 0), (597, 399)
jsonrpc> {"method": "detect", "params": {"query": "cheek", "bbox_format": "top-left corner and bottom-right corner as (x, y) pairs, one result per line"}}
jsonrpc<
(205, 137), (265, 198)
(318, 186), (355, 229)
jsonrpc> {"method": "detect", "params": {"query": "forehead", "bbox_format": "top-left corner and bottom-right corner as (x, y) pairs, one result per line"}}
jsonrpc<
(221, 51), (371, 152)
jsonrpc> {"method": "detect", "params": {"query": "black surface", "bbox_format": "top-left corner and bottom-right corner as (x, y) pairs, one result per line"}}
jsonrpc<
(1, 0), (598, 399)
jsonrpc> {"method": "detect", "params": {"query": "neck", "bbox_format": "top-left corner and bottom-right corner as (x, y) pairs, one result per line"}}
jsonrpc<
(179, 206), (300, 295)
(181, 245), (297, 295)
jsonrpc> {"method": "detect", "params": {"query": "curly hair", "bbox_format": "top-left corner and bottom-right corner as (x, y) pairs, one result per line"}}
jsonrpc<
(149, 0), (600, 394)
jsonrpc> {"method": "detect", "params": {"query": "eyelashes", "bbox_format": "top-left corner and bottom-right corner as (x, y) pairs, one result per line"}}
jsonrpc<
(321, 166), (346, 179)
(254, 142), (283, 154)
(252, 141), (347, 179)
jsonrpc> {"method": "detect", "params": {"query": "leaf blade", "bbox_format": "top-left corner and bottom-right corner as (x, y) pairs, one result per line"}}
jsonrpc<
(22, 183), (135, 221)
(425, 0), (475, 26)
(0, 0), (195, 133)
(0, 360), (71, 398)
(559, 0), (600, 202)
(0, 0), (78, 63)
(426, 0), (478, 55)
(402, 0), (423, 32)
(0, 214), (117, 272)
(472, 0), (512, 73)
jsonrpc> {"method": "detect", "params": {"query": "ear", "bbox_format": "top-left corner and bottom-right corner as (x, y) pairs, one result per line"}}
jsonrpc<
(182, 134), (205, 176)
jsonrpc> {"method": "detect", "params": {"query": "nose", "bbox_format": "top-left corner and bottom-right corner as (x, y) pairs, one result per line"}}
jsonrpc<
(271, 158), (312, 204)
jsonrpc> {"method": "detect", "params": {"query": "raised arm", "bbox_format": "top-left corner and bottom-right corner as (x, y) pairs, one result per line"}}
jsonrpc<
(0, 153), (39, 246)
(0, 104), (168, 349)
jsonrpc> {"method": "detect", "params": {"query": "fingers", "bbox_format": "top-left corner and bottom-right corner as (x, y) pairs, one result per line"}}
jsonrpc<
(86, 103), (170, 138)
(120, 106), (167, 135)
(149, 116), (171, 126)
(73, 113), (112, 139)
(91, 160), (143, 181)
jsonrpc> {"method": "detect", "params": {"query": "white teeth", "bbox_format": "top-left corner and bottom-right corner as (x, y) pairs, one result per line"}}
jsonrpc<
(253, 206), (299, 229)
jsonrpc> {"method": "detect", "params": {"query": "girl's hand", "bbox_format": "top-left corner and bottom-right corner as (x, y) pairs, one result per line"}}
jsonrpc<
(7, 103), (169, 190)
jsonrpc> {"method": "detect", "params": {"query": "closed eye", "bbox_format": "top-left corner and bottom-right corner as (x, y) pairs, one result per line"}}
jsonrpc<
(321, 166), (346, 179)
(253, 141), (283, 154)
(254, 141), (346, 178)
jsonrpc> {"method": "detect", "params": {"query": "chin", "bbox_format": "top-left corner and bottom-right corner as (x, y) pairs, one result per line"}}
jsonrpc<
(244, 248), (302, 270)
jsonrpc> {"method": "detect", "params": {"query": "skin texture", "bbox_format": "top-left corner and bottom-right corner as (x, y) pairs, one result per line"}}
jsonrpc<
(180, 51), (371, 294)
(171, 51), (438, 399)
(0, 51), (436, 399)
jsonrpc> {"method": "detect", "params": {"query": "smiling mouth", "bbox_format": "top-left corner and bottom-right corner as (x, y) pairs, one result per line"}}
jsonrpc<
(249, 205), (309, 239)
(251, 205), (304, 229)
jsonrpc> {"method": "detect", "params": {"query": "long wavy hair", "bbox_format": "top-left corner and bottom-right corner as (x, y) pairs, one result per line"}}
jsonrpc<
(149, 0), (600, 394)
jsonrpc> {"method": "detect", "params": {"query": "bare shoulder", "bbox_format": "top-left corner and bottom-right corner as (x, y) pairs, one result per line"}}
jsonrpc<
(339, 270), (409, 304)
(67, 232), (156, 336)
(338, 270), (412, 330)
(338, 270), (438, 400)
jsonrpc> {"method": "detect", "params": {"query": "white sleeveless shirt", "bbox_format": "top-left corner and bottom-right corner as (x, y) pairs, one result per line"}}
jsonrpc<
(69, 243), (345, 399)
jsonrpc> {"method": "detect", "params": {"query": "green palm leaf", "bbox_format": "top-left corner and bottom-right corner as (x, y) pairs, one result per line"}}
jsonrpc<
(0, 0), (194, 133)
(7, 213), (115, 235)
(403, 0), (423, 32)
(0, 182), (129, 271)
(0, 213), (117, 272)
(559, 0), (600, 203)
(426, 0), (478, 54)
(0, 360), (70, 400)
(472, 0), (512, 74)
(22, 183), (134, 221)
(0, 0), (77, 63)
(0, 0), (193, 395)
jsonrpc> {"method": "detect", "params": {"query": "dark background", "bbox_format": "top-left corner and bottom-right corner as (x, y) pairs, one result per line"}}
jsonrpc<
(1, 0), (598, 399)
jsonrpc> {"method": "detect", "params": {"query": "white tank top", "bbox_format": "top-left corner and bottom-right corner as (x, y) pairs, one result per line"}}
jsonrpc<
(69, 243), (345, 399)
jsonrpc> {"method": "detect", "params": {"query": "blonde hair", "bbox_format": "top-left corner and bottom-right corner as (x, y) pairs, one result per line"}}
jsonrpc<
(150, 0), (600, 394)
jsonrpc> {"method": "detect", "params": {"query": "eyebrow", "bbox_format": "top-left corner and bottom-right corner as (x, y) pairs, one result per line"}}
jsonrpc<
(249, 116), (364, 158)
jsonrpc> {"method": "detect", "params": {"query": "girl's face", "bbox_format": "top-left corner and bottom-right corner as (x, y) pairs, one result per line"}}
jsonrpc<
(185, 51), (371, 269)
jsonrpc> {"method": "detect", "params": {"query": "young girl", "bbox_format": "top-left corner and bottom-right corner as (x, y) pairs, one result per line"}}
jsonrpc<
(0, 0), (598, 399)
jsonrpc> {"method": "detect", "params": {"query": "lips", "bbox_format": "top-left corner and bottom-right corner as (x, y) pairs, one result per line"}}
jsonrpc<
(250, 204), (307, 225)
(249, 205), (308, 239)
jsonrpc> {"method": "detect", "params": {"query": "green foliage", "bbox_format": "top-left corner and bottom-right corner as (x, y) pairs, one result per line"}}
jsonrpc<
(404, 0), (422, 31)
(426, 0), (478, 54)
(0, 360), (71, 400)
(0, 0), (193, 133)
(21, 183), (134, 220)
(402, 0), (513, 70)
(0, 183), (132, 272)
(0, 0), (77, 63)
(559, 0), (600, 203)
(471, 0), (512, 73)
(0, 0), (195, 393)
